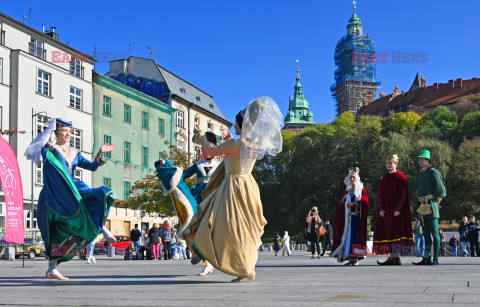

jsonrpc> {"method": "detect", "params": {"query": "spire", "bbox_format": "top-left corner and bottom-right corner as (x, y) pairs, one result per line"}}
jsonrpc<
(347, 1), (363, 35)
(294, 59), (303, 98)
(409, 69), (422, 91)
(284, 59), (314, 129)
(296, 59), (300, 81)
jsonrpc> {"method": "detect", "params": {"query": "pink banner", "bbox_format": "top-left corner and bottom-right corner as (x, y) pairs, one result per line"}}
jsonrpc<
(0, 137), (24, 244)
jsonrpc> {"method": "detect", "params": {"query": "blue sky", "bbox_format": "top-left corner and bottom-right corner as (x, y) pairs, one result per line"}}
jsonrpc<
(3, 0), (479, 125)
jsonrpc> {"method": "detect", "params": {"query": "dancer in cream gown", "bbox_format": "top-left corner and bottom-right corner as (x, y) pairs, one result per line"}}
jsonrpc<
(183, 97), (283, 282)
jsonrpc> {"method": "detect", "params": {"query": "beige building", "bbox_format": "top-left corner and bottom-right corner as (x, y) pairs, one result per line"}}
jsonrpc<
(105, 56), (233, 159)
(103, 57), (232, 236)
(106, 204), (177, 237)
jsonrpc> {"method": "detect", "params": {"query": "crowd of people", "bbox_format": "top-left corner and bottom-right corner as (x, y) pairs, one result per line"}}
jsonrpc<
(124, 223), (191, 261)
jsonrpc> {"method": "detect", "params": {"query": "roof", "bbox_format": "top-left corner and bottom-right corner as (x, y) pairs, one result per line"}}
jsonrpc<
(155, 63), (229, 123)
(359, 78), (480, 116)
(0, 12), (95, 63)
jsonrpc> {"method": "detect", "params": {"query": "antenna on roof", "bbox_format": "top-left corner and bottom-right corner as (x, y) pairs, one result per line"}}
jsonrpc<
(23, 7), (32, 26)
(129, 40), (136, 56)
(147, 46), (158, 59)
(92, 42), (97, 70)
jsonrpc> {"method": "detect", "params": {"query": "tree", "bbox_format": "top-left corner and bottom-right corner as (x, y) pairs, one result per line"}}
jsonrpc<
(387, 111), (421, 134)
(453, 111), (480, 147)
(447, 138), (480, 219)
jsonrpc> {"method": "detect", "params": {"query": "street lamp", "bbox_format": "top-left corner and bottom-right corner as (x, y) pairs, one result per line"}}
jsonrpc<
(31, 109), (48, 229)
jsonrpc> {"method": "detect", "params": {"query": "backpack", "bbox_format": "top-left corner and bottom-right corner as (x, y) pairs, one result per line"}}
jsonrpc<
(130, 229), (141, 241)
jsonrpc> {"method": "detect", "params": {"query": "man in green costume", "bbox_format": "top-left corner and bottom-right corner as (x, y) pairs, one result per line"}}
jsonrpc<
(413, 150), (447, 266)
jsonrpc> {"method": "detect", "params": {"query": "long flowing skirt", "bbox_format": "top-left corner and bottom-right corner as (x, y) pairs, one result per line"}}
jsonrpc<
(37, 150), (113, 265)
(183, 173), (267, 277)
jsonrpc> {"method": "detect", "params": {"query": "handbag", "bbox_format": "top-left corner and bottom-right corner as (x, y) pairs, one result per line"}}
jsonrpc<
(315, 225), (326, 237)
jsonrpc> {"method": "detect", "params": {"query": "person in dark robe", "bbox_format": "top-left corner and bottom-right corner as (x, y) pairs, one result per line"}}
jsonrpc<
(273, 232), (281, 256)
(374, 154), (414, 265)
(332, 167), (369, 265)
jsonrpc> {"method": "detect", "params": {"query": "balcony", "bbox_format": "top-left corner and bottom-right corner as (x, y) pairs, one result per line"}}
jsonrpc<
(29, 42), (46, 60)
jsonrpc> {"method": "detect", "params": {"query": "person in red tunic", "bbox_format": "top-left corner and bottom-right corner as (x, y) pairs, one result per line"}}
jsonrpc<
(374, 154), (413, 265)
(332, 167), (369, 266)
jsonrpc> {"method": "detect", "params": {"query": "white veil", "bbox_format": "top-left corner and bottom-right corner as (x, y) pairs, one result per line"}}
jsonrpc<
(24, 117), (56, 165)
(240, 97), (283, 172)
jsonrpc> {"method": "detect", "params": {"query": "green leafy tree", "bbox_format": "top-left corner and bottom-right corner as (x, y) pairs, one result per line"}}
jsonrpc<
(447, 138), (480, 219)
(453, 111), (480, 147)
(387, 111), (421, 134)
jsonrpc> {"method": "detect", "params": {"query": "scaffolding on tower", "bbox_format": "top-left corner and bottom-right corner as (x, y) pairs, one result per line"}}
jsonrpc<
(331, 32), (381, 116)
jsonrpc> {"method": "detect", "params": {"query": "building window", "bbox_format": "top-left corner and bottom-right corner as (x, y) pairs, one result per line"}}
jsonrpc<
(70, 128), (82, 151)
(124, 181), (131, 201)
(177, 139), (184, 151)
(103, 135), (112, 158)
(207, 123), (213, 132)
(29, 39), (45, 59)
(70, 58), (83, 78)
(195, 146), (201, 160)
(124, 104), (131, 123)
(37, 70), (50, 96)
(0, 29), (5, 46)
(194, 117), (199, 127)
(74, 169), (82, 181)
(180, 88), (186, 93)
(0, 58), (3, 84)
(158, 118), (165, 135)
(176, 110), (184, 127)
(26, 210), (37, 228)
(69, 86), (82, 110)
(103, 177), (111, 189)
(196, 96), (201, 102)
(141, 111), (149, 130)
(36, 162), (43, 185)
(103, 95), (111, 116)
(124, 141), (131, 163)
(36, 115), (50, 136)
(142, 146), (149, 167)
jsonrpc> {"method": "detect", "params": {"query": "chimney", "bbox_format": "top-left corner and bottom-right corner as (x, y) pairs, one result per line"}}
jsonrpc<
(449, 79), (455, 88)
(421, 77), (427, 88)
(434, 83), (439, 90)
(45, 26), (60, 41)
(380, 92), (385, 98)
(394, 85), (399, 94)
(456, 78), (463, 88)
(401, 90), (405, 95)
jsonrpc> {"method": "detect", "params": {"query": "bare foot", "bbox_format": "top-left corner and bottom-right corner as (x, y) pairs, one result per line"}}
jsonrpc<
(46, 271), (69, 281)
(231, 272), (256, 283)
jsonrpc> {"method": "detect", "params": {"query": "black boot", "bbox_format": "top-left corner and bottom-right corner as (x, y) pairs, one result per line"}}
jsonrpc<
(392, 257), (402, 265)
(412, 257), (433, 265)
(377, 257), (394, 265)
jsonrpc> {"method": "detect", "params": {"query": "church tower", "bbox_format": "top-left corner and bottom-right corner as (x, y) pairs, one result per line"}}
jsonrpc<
(284, 60), (314, 131)
(331, 1), (380, 116)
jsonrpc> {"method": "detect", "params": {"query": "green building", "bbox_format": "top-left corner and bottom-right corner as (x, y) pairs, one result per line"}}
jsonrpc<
(92, 72), (176, 201)
(284, 62), (314, 131)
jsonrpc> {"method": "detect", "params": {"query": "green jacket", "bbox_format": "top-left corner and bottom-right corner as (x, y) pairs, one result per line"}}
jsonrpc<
(416, 167), (447, 219)
(413, 223), (424, 236)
